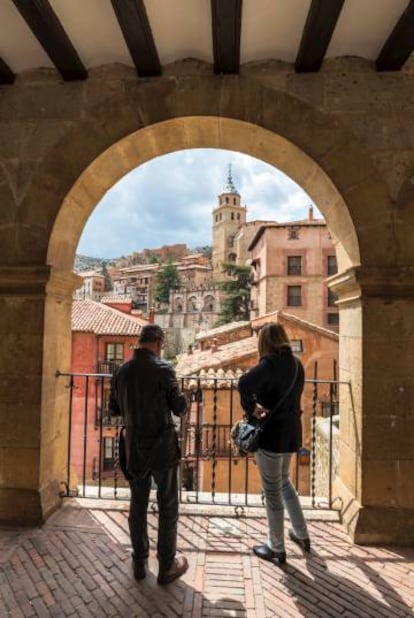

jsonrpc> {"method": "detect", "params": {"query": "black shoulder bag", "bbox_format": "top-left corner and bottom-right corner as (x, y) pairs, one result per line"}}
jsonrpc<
(231, 357), (299, 455)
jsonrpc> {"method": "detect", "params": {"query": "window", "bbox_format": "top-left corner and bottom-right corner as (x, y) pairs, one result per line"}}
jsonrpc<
(225, 197), (229, 204)
(233, 198), (236, 205)
(288, 227), (299, 240)
(287, 256), (302, 276)
(231, 212), (234, 220)
(287, 285), (302, 306)
(327, 289), (338, 307)
(237, 212), (240, 220)
(327, 256), (337, 276)
(290, 339), (303, 353)
(103, 437), (115, 471)
(105, 343), (124, 362)
(327, 313), (339, 326)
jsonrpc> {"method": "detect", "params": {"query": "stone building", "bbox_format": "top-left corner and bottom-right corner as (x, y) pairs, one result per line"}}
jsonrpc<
(73, 270), (105, 302)
(2, 2), (414, 546)
(249, 208), (339, 330)
(112, 262), (158, 312)
(212, 167), (247, 281)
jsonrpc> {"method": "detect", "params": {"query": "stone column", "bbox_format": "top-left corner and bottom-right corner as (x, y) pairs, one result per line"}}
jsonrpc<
(330, 266), (414, 544)
(0, 266), (80, 525)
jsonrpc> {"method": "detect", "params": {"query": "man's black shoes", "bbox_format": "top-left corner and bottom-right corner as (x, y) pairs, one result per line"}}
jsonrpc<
(253, 545), (286, 565)
(289, 529), (311, 552)
(157, 555), (189, 585)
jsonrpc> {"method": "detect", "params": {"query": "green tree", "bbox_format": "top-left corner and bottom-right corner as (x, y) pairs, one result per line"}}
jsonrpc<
(101, 261), (113, 292)
(148, 254), (160, 264)
(154, 263), (180, 304)
(215, 262), (252, 326)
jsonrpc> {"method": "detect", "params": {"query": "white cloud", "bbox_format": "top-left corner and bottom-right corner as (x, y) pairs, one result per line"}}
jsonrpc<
(76, 149), (319, 258)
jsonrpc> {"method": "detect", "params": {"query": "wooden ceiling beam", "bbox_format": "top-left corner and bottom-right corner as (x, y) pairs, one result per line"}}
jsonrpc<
(0, 58), (15, 85)
(12, 0), (87, 81)
(211, 0), (242, 74)
(111, 0), (161, 77)
(376, 0), (414, 71)
(295, 0), (344, 73)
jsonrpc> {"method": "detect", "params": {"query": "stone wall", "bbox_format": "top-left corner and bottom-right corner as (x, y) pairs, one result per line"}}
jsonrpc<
(314, 415), (340, 500)
(1, 60), (414, 540)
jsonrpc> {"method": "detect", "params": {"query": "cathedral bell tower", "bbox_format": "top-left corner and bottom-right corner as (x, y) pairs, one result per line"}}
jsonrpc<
(212, 165), (247, 282)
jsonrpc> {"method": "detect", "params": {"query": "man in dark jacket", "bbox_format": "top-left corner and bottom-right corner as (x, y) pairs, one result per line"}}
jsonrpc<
(109, 324), (188, 584)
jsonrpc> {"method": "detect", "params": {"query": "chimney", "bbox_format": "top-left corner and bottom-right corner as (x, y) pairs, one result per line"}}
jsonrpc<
(308, 205), (314, 221)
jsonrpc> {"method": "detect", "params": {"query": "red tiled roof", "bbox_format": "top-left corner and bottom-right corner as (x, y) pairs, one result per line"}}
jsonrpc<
(196, 320), (250, 341)
(175, 335), (258, 375)
(251, 310), (338, 340)
(100, 296), (133, 304)
(71, 300), (147, 335)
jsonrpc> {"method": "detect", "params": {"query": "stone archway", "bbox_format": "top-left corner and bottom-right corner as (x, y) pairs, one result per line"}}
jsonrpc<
(4, 76), (413, 544)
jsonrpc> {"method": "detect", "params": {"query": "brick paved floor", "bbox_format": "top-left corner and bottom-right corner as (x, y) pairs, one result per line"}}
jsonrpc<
(1, 499), (413, 617)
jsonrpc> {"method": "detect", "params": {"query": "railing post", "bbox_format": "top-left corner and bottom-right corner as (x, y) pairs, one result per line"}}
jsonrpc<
(311, 362), (318, 508)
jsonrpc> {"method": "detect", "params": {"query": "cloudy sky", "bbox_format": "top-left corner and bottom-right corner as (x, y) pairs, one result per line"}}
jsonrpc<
(77, 148), (319, 259)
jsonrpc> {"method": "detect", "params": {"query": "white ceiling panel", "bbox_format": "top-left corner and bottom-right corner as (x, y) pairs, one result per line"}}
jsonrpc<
(241, 0), (311, 63)
(0, 0), (53, 71)
(0, 0), (413, 77)
(327, 0), (409, 60)
(145, 0), (212, 65)
(50, 0), (132, 68)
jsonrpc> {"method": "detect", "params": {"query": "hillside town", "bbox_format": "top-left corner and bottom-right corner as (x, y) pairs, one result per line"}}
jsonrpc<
(70, 169), (339, 498)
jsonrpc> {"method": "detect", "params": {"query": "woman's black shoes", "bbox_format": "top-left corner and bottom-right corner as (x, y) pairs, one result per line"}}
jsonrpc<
(253, 545), (286, 564)
(288, 529), (311, 552)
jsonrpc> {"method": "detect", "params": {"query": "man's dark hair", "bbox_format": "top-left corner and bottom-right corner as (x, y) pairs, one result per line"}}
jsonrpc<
(139, 324), (164, 344)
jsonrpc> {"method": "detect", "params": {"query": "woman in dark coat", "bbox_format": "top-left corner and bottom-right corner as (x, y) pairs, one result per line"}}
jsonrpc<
(238, 322), (310, 564)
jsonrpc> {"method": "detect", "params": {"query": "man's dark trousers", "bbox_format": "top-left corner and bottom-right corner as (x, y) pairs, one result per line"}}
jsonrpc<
(129, 466), (178, 571)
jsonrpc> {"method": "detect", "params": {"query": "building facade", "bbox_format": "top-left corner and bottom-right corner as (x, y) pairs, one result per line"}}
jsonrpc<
(73, 270), (105, 301)
(249, 208), (339, 330)
(70, 300), (147, 487)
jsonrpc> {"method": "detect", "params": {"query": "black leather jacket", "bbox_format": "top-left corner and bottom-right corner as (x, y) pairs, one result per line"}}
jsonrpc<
(238, 346), (304, 453)
(109, 348), (187, 474)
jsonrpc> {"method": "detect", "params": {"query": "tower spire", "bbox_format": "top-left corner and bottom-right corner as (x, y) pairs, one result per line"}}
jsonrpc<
(224, 163), (238, 194)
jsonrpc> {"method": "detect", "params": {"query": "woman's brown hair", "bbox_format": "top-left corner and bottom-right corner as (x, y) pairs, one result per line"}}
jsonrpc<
(257, 322), (291, 358)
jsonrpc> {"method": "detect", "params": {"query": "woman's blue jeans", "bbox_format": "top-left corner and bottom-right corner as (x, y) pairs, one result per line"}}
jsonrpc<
(255, 449), (308, 553)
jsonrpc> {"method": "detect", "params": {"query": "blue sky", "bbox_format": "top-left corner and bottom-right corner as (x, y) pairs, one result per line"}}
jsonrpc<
(77, 149), (318, 259)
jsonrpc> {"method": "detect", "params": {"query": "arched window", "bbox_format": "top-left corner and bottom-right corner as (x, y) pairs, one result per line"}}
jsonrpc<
(203, 295), (215, 312)
(188, 296), (197, 312)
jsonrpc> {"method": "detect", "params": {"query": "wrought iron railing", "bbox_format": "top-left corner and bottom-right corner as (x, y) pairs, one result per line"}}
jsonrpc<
(56, 370), (348, 511)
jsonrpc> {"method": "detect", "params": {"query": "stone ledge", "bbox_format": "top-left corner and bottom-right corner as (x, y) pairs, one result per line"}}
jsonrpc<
(334, 477), (414, 545)
(329, 265), (414, 303)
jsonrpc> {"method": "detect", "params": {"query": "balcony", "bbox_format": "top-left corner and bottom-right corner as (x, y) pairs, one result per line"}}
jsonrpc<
(30, 371), (412, 615)
(1, 499), (413, 616)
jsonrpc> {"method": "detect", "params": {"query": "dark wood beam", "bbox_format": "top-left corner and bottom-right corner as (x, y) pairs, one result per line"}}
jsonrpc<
(376, 0), (414, 71)
(11, 0), (87, 80)
(211, 0), (242, 74)
(111, 0), (161, 77)
(295, 0), (345, 73)
(0, 58), (15, 85)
